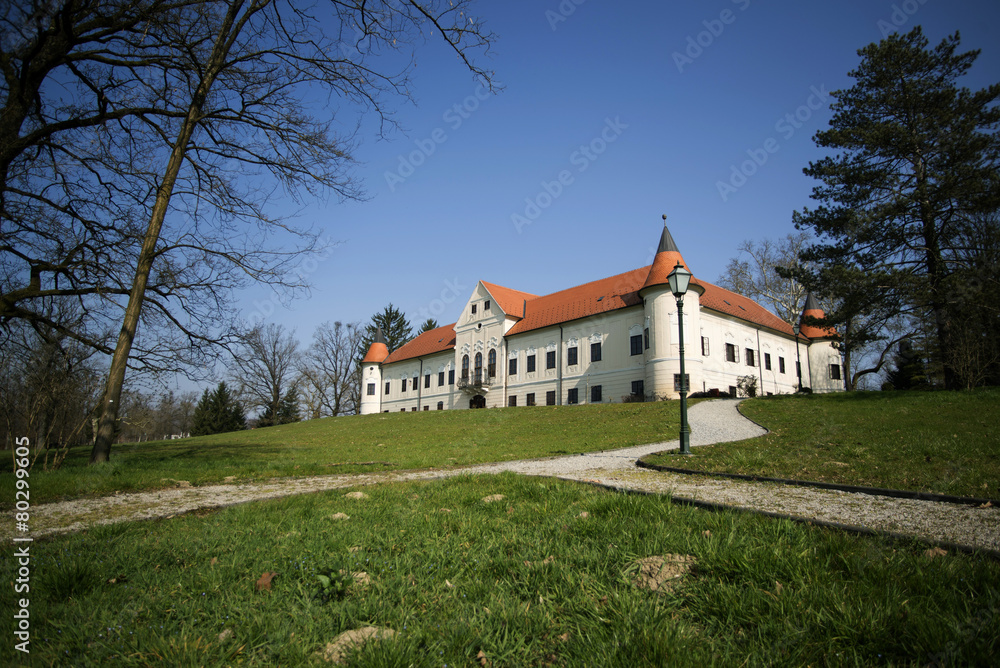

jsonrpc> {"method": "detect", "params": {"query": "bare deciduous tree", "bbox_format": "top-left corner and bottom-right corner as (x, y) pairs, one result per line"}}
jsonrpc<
(0, 1), (496, 463)
(717, 233), (812, 325)
(230, 323), (300, 425)
(299, 321), (363, 418)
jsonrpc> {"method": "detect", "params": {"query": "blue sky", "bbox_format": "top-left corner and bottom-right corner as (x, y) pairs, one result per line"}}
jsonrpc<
(237, 0), (1000, 343)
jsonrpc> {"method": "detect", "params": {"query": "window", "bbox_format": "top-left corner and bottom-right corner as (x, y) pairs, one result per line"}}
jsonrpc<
(779, 357), (786, 374)
(632, 380), (645, 397)
(423, 405), (429, 411)
(630, 334), (643, 356)
(591, 342), (602, 362)
(729, 385), (737, 397)
(764, 353), (772, 371)
(411, 407), (417, 412)
(367, 383), (375, 396)
(567, 388), (579, 404)
(546, 350), (556, 369)
(474, 352), (483, 381)
(674, 374), (689, 392)
(449, 369), (455, 385)
(485, 300), (491, 311)
(471, 304), (477, 315)
(438, 371), (445, 386)
(437, 401), (444, 410)
(461, 355), (470, 381)
(796, 361), (801, 378)
(508, 396), (517, 407)
(509, 358), (517, 375)
(526, 393), (536, 406)
(546, 390), (556, 406)
(745, 348), (755, 367)
(401, 408), (406, 412)
(644, 327), (650, 350)
(702, 336), (710, 356)
(527, 354), (536, 373)
(725, 343), (737, 362)
(567, 346), (578, 366)
(488, 349), (497, 378)
(591, 385), (602, 403)
(413, 378), (419, 391)
(830, 364), (842, 380)
(401, 380), (407, 392)
(385, 382), (390, 395)
(424, 374), (431, 389)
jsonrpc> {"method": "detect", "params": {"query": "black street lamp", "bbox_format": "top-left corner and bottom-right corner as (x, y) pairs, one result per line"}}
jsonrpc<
(667, 261), (692, 455)
(792, 324), (802, 391)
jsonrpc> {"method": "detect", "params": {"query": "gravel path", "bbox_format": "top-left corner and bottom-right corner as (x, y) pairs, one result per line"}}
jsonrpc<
(9, 400), (1000, 553)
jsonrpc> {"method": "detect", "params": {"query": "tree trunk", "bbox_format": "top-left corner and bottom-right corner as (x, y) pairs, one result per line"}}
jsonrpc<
(89, 1), (252, 463)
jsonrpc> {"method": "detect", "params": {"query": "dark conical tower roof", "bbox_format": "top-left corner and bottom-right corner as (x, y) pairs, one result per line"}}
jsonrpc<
(642, 215), (691, 292)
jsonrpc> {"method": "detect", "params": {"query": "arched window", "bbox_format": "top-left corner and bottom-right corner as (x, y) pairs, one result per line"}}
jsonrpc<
(488, 349), (497, 378)
(474, 352), (483, 382)
(462, 354), (470, 380)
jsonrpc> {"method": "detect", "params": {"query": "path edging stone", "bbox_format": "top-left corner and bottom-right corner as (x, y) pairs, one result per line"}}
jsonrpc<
(635, 458), (1000, 508)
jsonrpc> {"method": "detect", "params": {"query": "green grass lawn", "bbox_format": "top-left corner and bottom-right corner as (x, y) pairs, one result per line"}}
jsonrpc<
(3, 475), (997, 667)
(3, 402), (683, 506)
(641, 388), (1000, 499)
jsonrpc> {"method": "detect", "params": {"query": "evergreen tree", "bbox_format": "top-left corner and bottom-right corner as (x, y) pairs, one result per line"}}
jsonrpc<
(357, 303), (414, 361)
(418, 318), (439, 333)
(191, 382), (246, 436)
(791, 28), (1000, 390)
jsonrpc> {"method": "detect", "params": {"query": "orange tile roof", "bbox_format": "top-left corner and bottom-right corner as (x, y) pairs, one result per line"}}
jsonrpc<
(379, 267), (820, 365)
(481, 281), (538, 319)
(641, 251), (690, 291)
(695, 278), (798, 336)
(382, 323), (457, 365)
(361, 341), (389, 364)
(506, 267), (647, 336)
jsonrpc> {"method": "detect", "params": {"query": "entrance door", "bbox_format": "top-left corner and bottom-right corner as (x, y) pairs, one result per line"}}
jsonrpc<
(470, 395), (486, 409)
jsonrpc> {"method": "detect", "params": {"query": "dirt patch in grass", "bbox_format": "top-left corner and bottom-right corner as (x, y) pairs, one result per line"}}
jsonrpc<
(630, 554), (696, 594)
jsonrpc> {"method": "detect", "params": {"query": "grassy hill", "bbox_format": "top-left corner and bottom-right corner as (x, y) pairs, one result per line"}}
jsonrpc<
(642, 388), (1000, 499)
(5, 401), (683, 505)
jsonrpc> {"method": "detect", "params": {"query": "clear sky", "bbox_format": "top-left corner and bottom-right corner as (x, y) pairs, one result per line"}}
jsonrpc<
(235, 0), (1000, 347)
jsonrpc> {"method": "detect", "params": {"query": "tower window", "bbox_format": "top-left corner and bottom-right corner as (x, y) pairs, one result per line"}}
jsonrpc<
(367, 383), (375, 396)
(630, 334), (642, 356)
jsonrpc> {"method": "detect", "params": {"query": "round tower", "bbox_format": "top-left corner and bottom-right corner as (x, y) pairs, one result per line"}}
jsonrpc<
(798, 293), (842, 393)
(639, 217), (704, 399)
(359, 328), (389, 415)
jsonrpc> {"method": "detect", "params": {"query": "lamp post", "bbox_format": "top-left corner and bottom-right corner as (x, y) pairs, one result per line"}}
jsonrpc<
(792, 324), (802, 392)
(667, 262), (692, 455)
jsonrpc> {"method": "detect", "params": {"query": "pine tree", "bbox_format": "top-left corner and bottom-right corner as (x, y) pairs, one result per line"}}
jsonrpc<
(191, 382), (246, 436)
(357, 303), (413, 361)
(792, 28), (1000, 390)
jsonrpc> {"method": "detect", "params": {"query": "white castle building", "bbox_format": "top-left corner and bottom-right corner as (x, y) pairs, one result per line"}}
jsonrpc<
(360, 222), (843, 414)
